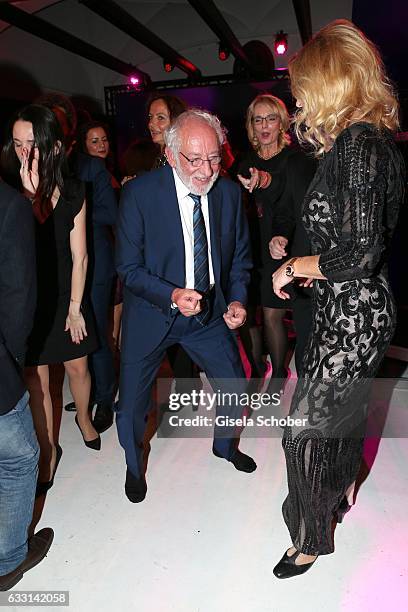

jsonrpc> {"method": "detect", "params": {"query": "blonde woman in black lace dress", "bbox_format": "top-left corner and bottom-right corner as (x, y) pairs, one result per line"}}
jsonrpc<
(271, 20), (404, 578)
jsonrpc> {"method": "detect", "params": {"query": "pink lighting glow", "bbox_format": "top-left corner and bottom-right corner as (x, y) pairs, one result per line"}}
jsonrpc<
(274, 30), (288, 56)
(130, 76), (139, 85)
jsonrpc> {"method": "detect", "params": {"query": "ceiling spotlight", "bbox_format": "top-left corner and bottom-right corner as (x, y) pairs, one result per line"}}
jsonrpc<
(218, 43), (230, 61)
(274, 30), (288, 55)
(163, 60), (174, 73)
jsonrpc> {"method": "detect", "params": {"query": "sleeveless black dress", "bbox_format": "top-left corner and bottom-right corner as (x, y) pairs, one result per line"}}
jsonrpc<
(26, 178), (98, 366)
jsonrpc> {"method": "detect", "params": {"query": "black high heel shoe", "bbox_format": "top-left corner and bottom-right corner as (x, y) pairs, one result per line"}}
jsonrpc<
(75, 415), (101, 451)
(273, 549), (318, 579)
(35, 445), (63, 498)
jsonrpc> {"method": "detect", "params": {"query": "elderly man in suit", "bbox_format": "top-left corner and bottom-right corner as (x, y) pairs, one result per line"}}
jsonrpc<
(0, 181), (53, 590)
(116, 109), (256, 503)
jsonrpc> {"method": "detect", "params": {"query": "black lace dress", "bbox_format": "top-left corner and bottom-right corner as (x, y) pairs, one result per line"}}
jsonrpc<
(282, 123), (405, 555)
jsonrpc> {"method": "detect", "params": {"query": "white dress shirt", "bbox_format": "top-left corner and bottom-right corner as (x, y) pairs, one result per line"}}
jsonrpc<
(172, 168), (215, 289)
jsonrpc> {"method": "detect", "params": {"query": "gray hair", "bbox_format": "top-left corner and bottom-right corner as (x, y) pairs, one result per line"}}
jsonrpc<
(164, 108), (226, 154)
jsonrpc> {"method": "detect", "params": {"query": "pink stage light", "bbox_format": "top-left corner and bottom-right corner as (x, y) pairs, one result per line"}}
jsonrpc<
(130, 76), (139, 85)
(274, 30), (288, 56)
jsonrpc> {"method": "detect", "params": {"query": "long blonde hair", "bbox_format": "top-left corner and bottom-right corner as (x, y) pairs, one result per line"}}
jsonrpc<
(289, 19), (399, 156)
(246, 94), (291, 152)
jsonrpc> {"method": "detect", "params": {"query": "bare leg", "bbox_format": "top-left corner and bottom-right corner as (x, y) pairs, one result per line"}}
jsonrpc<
(64, 356), (97, 442)
(25, 365), (56, 482)
(112, 303), (122, 351)
(346, 481), (356, 505)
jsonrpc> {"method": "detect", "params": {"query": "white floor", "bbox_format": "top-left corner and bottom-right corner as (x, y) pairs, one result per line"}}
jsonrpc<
(14, 376), (408, 612)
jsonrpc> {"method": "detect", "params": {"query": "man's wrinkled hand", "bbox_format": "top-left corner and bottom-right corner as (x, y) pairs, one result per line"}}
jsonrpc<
(171, 288), (203, 317)
(223, 301), (246, 329)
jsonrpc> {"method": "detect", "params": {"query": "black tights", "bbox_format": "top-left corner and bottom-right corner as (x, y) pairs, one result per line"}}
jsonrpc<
(239, 305), (265, 378)
(263, 306), (288, 378)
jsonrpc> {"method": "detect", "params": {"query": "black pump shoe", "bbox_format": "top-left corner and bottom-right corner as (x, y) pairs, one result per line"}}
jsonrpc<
(75, 415), (101, 450)
(35, 445), (63, 498)
(273, 549), (318, 579)
(92, 403), (114, 434)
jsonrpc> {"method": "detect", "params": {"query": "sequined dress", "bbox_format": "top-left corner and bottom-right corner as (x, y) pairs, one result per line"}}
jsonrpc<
(282, 123), (404, 555)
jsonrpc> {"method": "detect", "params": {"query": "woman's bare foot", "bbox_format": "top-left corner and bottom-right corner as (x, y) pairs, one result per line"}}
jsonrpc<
(287, 547), (318, 565)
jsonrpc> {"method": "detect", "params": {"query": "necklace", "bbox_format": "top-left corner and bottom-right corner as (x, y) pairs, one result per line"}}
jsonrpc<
(258, 146), (283, 160)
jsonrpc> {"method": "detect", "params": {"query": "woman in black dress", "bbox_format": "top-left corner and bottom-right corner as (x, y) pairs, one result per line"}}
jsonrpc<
(238, 94), (303, 391)
(2, 105), (100, 494)
(271, 20), (404, 577)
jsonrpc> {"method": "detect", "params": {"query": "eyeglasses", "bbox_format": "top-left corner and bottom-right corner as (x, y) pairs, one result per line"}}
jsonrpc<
(179, 151), (222, 168)
(253, 114), (279, 125)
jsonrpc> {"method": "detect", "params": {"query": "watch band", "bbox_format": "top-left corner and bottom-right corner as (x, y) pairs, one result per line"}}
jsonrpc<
(284, 257), (298, 277)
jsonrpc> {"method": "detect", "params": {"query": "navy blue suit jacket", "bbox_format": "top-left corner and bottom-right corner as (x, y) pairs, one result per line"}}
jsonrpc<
(76, 153), (117, 283)
(116, 164), (252, 360)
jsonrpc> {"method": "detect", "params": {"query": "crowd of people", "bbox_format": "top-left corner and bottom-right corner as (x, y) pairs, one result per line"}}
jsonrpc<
(0, 19), (404, 590)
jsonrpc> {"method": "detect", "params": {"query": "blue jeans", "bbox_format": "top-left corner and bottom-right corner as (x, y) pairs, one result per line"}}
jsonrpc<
(0, 392), (39, 576)
(89, 279), (116, 406)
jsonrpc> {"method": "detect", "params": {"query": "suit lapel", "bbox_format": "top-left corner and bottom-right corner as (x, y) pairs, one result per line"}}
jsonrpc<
(208, 181), (221, 283)
(158, 165), (185, 286)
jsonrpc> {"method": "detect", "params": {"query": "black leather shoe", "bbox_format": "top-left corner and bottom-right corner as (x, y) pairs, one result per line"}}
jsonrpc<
(212, 445), (257, 473)
(64, 400), (95, 412)
(35, 445), (63, 498)
(125, 469), (147, 503)
(92, 404), (114, 434)
(75, 416), (101, 451)
(64, 401), (76, 412)
(0, 528), (54, 591)
(273, 549), (318, 579)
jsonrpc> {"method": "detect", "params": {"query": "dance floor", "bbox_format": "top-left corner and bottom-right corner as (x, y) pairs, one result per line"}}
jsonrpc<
(21, 363), (408, 612)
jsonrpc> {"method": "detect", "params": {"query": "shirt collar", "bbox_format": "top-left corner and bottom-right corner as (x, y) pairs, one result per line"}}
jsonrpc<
(172, 167), (193, 202)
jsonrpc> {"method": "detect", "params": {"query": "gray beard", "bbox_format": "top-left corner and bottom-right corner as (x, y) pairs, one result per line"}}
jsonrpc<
(175, 160), (219, 196)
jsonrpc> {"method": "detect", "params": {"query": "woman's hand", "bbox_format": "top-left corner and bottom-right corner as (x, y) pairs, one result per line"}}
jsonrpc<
(237, 167), (260, 193)
(272, 263), (293, 300)
(65, 309), (88, 344)
(121, 175), (136, 186)
(298, 277), (314, 288)
(20, 147), (40, 198)
(269, 236), (288, 259)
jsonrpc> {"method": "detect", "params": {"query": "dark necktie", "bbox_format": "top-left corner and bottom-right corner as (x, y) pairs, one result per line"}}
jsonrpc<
(189, 193), (210, 325)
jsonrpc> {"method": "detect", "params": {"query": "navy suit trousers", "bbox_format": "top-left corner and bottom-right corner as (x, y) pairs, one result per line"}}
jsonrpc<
(116, 313), (247, 478)
(88, 277), (116, 405)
